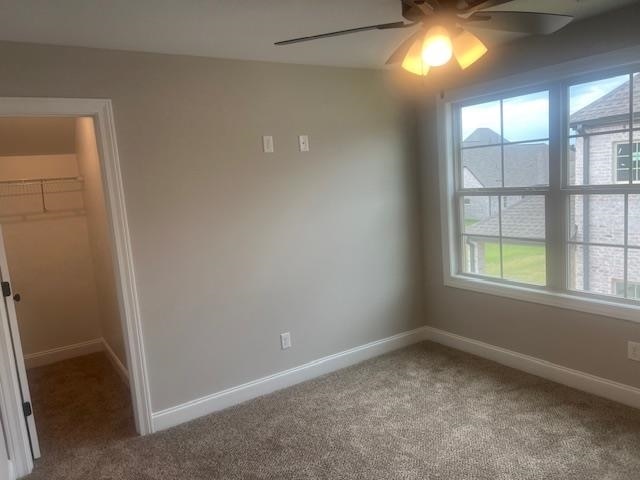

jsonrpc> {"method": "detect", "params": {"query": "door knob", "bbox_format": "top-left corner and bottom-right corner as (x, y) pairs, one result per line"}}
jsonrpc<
(13, 293), (20, 302)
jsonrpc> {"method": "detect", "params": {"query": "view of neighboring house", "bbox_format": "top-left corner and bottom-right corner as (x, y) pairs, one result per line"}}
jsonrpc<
(569, 74), (640, 298)
(463, 74), (640, 298)
(462, 128), (548, 285)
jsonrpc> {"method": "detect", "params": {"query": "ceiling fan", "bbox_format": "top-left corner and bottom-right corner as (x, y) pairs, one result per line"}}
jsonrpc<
(275, 0), (574, 76)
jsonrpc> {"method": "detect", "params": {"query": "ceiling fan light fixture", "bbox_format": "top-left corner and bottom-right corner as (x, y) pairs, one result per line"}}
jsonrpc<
(452, 30), (488, 70)
(275, 1), (575, 79)
(421, 25), (453, 67)
(401, 35), (430, 76)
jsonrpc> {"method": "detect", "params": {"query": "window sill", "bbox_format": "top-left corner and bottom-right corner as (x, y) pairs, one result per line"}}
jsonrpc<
(444, 274), (640, 324)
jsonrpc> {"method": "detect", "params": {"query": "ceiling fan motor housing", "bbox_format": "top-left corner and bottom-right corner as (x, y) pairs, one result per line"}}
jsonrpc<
(402, 3), (426, 22)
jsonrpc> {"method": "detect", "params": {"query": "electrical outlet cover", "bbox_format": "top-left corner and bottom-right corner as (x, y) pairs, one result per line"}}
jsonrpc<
(628, 341), (640, 362)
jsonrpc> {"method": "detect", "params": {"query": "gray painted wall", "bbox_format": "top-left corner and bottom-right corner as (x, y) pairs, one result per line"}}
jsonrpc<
(76, 117), (127, 366)
(0, 41), (423, 411)
(1, 2), (638, 416)
(416, 4), (640, 389)
(0, 153), (103, 357)
(0, 117), (75, 156)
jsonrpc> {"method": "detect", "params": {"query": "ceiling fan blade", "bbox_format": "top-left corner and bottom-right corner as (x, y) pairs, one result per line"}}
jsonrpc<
(275, 22), (415, 46)
(458, 0), (515, 15)
(466, 11), (574, 35)
(385, 30), (424, 65)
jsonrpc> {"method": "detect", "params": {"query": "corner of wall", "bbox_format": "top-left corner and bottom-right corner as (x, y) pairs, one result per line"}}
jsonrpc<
(75, 117), (128, 368)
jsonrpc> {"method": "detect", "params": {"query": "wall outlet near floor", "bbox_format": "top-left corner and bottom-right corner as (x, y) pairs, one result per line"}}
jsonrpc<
(280, 332), (291, 350)
(628, 341), (640, 362)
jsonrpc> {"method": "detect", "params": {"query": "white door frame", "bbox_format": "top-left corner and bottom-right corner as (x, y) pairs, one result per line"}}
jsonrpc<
(0, 97), (153, 478)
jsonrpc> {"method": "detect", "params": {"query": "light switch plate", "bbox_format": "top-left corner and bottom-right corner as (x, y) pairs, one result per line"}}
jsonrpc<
(280, 332), (291, 350)
(298, 135), (309, 152)
(263, 135), (274, 153)
(628, 341), (640, 361)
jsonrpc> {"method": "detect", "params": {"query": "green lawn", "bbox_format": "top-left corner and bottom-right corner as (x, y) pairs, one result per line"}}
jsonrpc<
(482, 242), (546, 285)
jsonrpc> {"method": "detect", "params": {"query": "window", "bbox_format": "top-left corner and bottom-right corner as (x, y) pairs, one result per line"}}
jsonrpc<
(444, 67), (640, 316)
(613, 280), (640, 299)
(615, 142), (640, 182)
(458, 90), (549, 286)
(568, 72), (639, 302)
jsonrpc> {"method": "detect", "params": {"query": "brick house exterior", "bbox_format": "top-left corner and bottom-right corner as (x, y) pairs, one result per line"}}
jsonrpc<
(568, 75), (640, 297)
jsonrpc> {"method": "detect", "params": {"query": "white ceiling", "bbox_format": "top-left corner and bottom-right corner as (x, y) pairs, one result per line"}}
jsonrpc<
(0, 0), (636, 68)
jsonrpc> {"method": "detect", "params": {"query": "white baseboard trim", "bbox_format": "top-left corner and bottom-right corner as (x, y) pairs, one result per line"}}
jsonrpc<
(151, 326), (427, 432)
(102, 339), (129, 386)
(7, 459), (15, 480)
(424, 326), (640, 410)
(24, 338), (103, 369)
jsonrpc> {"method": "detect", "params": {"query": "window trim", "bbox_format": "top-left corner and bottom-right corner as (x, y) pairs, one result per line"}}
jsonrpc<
(614, 278), (640, 298)
(437, 45), (640, 324)
(456, 88), (551, 287)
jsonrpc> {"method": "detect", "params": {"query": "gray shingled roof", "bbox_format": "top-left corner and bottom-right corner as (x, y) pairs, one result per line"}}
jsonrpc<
(462, 127), (503, 147)
(462, 128), (546, 239)
(466, 195), (546, 239)
(462, 129), (549, 188)
(570, 74), (640, 127)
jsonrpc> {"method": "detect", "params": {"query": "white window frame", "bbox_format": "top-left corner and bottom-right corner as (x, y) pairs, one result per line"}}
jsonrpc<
(438, 45), (640, 324)
(614, 141), (640, 183)
(456, 88), (550, 287)
(613, 279), (640, 299)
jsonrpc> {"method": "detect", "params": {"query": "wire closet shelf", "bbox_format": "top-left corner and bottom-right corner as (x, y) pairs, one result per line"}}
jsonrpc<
(0, 176), (85, 218)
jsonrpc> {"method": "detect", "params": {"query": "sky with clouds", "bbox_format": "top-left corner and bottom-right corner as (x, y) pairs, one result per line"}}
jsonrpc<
(460, 74), (633, 142)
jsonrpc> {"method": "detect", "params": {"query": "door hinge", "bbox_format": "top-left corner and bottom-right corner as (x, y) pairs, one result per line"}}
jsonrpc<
(1, 281), (10, 298)
(22, 401), (32, 417)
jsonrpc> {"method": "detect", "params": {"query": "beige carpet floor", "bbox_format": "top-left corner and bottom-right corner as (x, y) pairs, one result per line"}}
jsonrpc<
(24, 342), (640, 479)
(25, 352), (136, 479)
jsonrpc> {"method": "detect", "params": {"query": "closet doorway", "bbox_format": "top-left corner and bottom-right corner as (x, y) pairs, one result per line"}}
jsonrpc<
(0, 104), (150, 479)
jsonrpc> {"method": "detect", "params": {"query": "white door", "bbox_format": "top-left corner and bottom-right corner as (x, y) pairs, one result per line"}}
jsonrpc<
(0, 227), (40, 459)
(0, 416), (12, 480)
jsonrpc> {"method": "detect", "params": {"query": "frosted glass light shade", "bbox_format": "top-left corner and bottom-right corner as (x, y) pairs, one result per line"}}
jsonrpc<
(401, 35), (430, 76)
(422, 26), (453, 67)
(452, 30), (488, 69)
